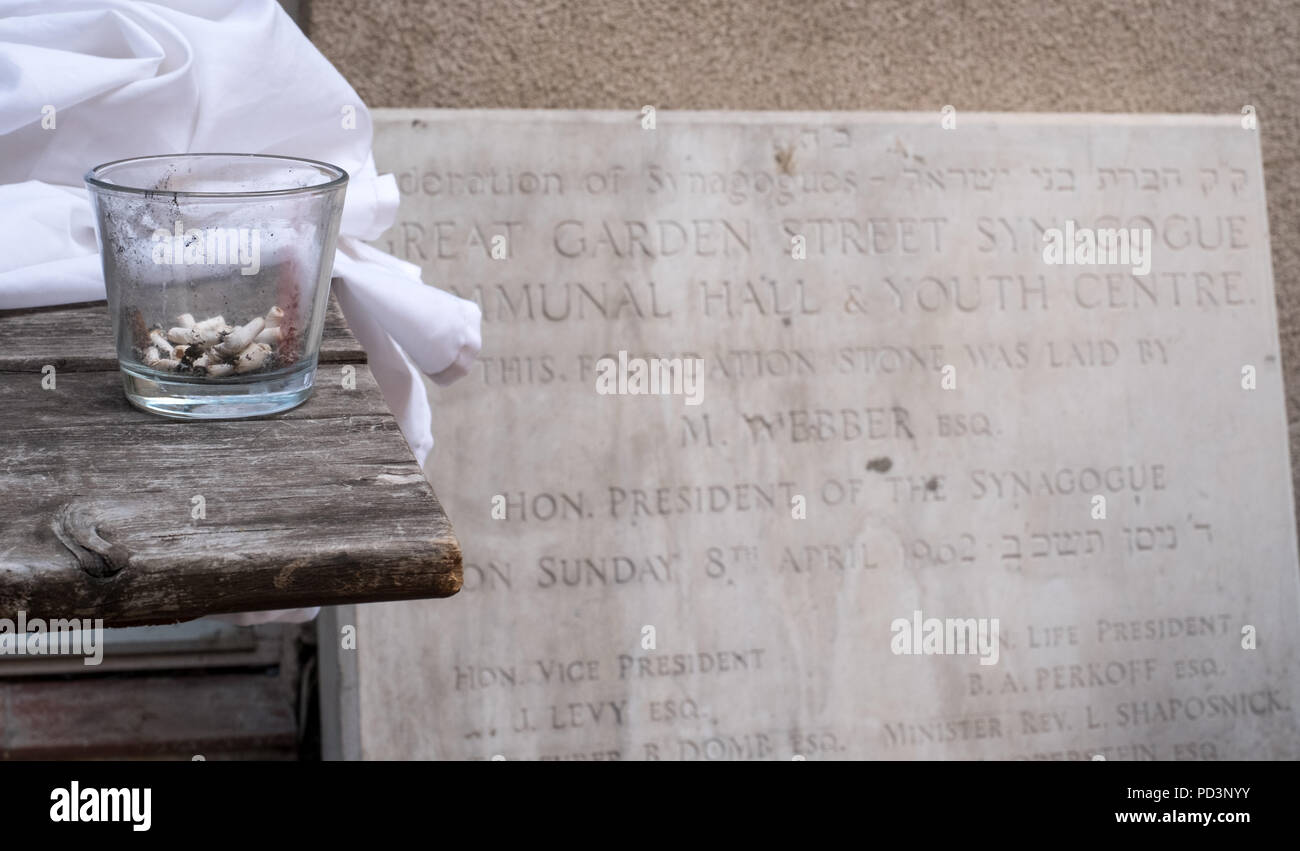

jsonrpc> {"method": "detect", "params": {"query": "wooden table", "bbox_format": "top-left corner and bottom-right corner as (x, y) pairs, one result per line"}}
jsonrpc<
(0, 294), (461, 627)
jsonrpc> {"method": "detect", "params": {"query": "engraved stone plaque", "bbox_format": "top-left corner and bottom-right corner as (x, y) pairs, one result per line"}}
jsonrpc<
(357, 110), (1300, 760)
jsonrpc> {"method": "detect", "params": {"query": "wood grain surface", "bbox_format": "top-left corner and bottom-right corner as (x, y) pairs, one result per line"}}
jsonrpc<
(0, 292), (462, 627)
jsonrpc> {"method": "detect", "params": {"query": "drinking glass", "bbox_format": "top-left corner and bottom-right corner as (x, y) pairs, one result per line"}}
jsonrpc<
(85, 153), (348, 418)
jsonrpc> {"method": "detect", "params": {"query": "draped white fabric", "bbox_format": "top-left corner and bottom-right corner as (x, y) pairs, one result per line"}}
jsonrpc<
(0, 0), (482, 624)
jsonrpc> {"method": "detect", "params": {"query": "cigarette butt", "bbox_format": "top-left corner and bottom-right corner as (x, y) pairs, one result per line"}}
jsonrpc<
(173, 344), (189, 360)
(143, 346), (161, 365)
(215, 317), (265, 357)
(177, 313), (196, 328)
(254, 325), (282, 345)
(194, 315), (226, 332)
(205, 362), (235, 377)
(233, 341), (272, 374)
(149, 329), (175, 357)
(168, 326), (222, 346)
(264, 306), (284, 327)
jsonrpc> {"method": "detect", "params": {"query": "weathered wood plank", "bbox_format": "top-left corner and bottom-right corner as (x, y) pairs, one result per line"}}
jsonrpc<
(0, 364), (461, 625)
(0, 361), (389, 429)
(0, 671), (297, 759)
(0, 295), (462, 627)
(0, 289), (363, 372)
(0, 622), (285, 677)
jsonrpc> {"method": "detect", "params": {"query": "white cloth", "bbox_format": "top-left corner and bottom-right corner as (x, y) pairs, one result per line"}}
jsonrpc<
(0, 0), (481, 625)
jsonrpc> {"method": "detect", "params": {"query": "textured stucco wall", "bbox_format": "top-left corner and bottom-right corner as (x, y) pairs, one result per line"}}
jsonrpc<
(306, 0), (1300, 515)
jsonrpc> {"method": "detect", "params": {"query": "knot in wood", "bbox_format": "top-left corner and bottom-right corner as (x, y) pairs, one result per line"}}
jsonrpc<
(52, 504), (131, 578)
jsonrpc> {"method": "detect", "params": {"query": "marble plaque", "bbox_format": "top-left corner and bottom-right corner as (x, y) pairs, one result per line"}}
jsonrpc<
(357, 110), (1300, 760)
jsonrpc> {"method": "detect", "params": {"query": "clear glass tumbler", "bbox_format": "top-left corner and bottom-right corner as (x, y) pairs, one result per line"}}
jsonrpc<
(85, 153), (348, 419)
